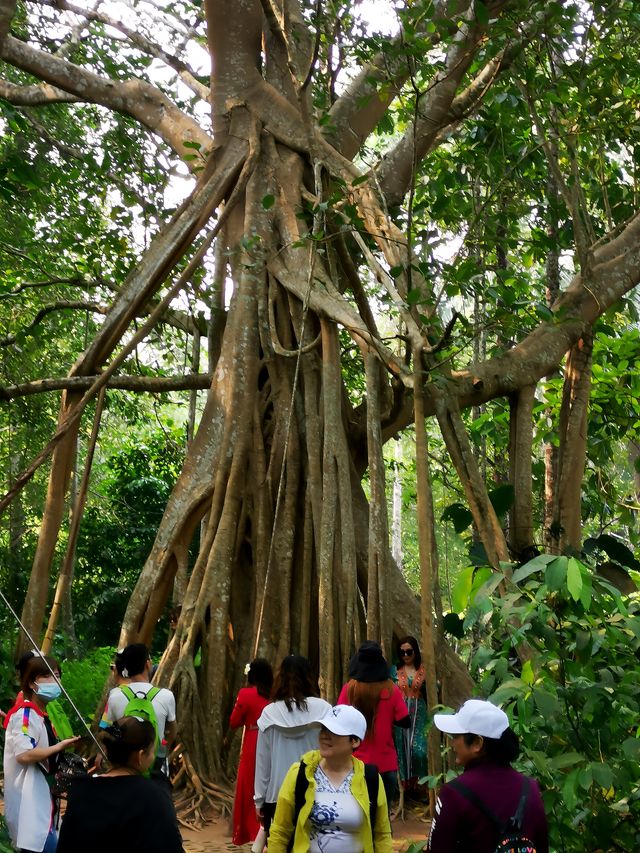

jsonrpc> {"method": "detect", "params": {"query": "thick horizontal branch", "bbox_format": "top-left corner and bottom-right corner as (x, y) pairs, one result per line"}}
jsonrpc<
(0, 373), (212, 401)
(382, 210), (640, 437)
(0, 36), (212, 159)
(0, 76), (77, 105)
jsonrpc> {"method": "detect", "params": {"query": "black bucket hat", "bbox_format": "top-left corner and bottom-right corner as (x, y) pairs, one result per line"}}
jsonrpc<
(348, 641), (389, 682)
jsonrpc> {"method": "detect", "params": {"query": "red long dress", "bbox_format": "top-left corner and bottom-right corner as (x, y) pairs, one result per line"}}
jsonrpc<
(230, 686), (270, 845)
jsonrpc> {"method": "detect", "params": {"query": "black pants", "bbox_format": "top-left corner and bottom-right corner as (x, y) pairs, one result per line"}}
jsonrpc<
(261, 801), (278, 836)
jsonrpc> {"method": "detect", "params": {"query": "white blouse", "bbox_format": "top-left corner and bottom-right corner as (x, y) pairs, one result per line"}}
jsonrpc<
(309, 765), (364, 853)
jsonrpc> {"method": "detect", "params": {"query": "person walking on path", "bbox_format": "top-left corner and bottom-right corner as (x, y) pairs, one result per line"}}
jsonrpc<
(337, 641), (409, 808)
(268, 704), (393, 853)
(254, 655), (331, 836)
(428, 699), (548, 852)
(100, 643), (176, 776)
(229, 658), (273, 846)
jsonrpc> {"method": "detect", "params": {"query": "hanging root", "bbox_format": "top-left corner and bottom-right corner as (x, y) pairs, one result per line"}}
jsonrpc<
(170, 743), (234, 829)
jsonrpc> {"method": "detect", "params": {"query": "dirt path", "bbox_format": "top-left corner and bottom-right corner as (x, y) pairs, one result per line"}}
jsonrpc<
(181, 809), (430, 852)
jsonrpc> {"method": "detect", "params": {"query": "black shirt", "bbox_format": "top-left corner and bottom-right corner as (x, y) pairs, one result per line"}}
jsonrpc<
(57, 775), (184, 853)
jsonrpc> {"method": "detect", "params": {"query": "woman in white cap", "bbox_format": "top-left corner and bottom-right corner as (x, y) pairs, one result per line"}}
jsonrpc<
(268, 705), (392, 853)
(428, 699), (548, 852)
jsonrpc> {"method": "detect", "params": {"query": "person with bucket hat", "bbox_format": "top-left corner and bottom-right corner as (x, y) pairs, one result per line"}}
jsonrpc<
(337, 641), (409, 808)
(268, 705), (392, 852)
(427, 699), (548, 852)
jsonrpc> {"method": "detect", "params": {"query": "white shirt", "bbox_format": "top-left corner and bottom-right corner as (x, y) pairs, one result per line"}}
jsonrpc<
(103, 681), (176, 740)
(3, 704), (55, 851)
(309, 765), (364, 853)
(254, 697), (331, 807)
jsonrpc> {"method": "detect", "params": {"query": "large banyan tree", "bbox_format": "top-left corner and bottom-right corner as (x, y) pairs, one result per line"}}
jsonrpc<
(2, 0), (640, 788)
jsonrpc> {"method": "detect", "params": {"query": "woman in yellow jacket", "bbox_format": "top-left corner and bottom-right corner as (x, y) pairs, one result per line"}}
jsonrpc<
(268, 705), (393, 853)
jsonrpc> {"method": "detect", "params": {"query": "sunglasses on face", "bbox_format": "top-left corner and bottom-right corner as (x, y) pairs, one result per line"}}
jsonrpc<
(399, 649), (414, 656)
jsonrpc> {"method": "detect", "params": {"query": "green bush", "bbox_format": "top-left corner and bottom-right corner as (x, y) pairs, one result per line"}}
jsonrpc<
(58, 646), (114, 727)
(455, 554), (640, 852)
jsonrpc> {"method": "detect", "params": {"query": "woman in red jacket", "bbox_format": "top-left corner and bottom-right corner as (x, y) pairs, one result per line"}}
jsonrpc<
(337, 641), (409, 809)
(229, 658), (273, 846)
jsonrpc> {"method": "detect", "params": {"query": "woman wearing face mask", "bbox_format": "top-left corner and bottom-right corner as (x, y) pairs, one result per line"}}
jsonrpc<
(57, 717), (184, 852)
(3, 655), (80, 853)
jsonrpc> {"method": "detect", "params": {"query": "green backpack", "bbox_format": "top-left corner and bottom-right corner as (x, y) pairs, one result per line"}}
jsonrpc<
(119, 685), (161, 753)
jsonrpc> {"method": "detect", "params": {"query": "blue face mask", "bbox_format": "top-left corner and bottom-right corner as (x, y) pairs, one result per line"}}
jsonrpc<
(36, 682), (62, 702)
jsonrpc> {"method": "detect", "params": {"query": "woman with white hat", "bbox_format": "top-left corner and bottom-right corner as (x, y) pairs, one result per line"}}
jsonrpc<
(428, 699), (548, 852)
(268, 705), (392, 852)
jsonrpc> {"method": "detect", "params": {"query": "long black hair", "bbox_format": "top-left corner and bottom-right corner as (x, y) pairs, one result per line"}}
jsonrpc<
(271, 655), (319, 711)
(248, 658), (273, 699)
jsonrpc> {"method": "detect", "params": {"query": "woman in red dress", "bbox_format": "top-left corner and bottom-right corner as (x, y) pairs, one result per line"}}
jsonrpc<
(230, 658), (273, 846)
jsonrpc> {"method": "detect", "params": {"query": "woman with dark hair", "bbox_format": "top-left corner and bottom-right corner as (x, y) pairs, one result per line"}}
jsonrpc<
(269, 705), (393, 852)
(3, 655), (80, 853)
(392, 636), (428, 796)
(57, 717), (184, 853)
(254, 655), (331, 836)
(428, 699), (548, 852)
(337, 641), (409, 808)
(230, 658), (274, 846)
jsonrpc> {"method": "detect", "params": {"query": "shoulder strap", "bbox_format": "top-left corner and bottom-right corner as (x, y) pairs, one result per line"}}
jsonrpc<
(363, 763), (379, 829)
(511, 777), (530, 830)
(287, 761), (308, 853)
(449, 778), (503, 829)
(120, 685), (135, 701)
(449, 777), (530, 834)
(146, 686), (160, 702)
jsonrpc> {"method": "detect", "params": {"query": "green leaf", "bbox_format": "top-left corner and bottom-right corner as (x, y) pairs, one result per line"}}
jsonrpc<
(262, 194), (276, 210)
(533, 687), (560, 717)
(452, 567), (475, 613)
(512, 553), (556, 584)
(567, 557), (584, 602)
(475, 0), (489, 25)
(591, 762), (613, 790)
(521, 659), (534, 686)
(441, 502), (473, 533)
(549, 752), (585, 770)
(488, 484), (514, 518)
(443, 612), (465, 638)
(546, 556), (568, 591)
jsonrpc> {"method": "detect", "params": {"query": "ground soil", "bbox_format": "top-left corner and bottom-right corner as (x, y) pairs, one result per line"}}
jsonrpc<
(181, 804), (430, 852)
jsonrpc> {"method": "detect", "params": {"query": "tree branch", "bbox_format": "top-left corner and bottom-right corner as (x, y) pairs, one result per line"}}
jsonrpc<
(0, 0), (15, 46)
(0, 76), (78, 105)
(0, 36), (212, 159)
(0, 300), (108, 347)
(39, 0), (210, 101)
(0, 373), (212, 401)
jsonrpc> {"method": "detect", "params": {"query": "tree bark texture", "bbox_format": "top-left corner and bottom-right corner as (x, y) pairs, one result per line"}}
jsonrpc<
(5, 0), (640, 790)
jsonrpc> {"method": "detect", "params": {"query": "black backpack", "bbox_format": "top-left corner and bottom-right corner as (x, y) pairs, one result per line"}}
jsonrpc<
(286, 759), (379, 852)
(449, 776), (538, 853)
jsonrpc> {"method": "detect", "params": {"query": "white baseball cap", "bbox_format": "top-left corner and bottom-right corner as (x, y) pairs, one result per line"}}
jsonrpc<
(433, 699), (509, 739)
(320, 705), (367, 740)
